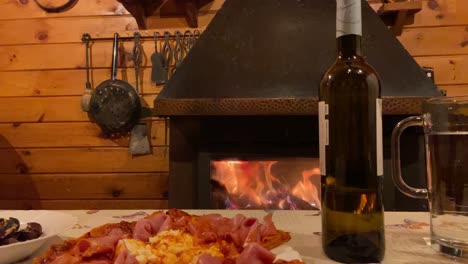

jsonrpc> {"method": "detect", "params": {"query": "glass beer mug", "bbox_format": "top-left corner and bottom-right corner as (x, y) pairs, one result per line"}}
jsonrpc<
(391, 96), (468, 258)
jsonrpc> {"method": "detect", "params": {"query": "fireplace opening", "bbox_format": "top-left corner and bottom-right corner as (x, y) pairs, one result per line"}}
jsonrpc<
(210, 158), (320, 210)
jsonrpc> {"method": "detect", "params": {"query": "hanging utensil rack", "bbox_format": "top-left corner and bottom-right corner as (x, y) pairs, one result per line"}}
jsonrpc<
(80, 29), (201, 84)
(80, 30), (202, 70)
(81, 30), (202, 42)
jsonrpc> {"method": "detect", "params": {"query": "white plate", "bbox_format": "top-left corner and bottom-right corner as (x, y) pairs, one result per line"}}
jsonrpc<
(0, 210), (77, 264)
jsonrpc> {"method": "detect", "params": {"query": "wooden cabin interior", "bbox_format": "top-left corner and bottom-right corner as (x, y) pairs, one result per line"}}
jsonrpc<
(0, 0), (467, 210)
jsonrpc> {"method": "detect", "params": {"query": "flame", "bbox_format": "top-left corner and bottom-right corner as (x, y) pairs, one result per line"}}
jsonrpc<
(212, 161), (239, 193)
(354, 193), (376, 214)
(354, 194), (368, 214)
(211, 159), (321, 210)
(291, 167), (321, 209)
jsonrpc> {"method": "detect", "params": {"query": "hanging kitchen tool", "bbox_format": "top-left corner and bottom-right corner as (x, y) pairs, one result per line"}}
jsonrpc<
(162, 31), (173, 81)
(81, 33), (92, 112)
(193, 29), (201, 45)
(183, 30), (194, 54)
(88, 33), (141, 136)
(172, 31), (184, 72)
(151, 32), (167, 84)
(132, 32), (142, 96)
(129, 32), (152, 156)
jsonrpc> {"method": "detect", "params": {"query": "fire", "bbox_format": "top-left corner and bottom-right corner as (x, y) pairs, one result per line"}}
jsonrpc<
(211, 159), (321, 210)
(291, 167), (321, 209)
(354, 193), (376, 214)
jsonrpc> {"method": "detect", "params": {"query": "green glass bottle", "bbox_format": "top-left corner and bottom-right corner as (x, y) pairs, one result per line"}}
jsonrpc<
(319, 0), (385, 262)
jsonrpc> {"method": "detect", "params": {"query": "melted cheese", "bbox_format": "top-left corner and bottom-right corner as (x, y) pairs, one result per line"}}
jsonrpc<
(116, 230), (224, 264)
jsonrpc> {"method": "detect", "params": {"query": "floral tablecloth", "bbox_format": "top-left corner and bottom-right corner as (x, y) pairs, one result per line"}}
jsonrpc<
(19, 210), (466, 263)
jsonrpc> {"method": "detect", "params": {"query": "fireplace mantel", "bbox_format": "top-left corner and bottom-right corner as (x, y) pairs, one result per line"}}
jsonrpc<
(154, 97), (430, 116)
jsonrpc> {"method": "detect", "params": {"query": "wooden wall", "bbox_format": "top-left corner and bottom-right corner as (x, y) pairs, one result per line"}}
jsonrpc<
(395, 0), (468, 96)
(0, 0), (219, 209)
(0, 0), (466, 209)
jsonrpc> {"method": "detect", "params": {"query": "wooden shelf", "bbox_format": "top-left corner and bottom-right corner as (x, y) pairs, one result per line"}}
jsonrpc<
(116, 0), (214, 29)
(378, 0), (423, 36)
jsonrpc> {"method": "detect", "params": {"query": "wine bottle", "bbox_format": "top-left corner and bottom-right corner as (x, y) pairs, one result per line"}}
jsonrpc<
(319, 0), (385, 263)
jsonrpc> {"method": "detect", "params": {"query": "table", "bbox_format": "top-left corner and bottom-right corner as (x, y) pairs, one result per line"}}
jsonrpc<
(19, 210), (466, 264)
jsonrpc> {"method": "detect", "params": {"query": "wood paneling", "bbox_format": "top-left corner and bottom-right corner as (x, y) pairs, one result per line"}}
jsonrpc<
(414, 55), (468, 84)
(0, 147), (168, 174)
(0, 96), (86, 122)
(0, 95), (156, 122)
(1, 42), (137, 71)
(0, 68), (162, 97)
(409, 0), (468, 27)
(0, 199), (168, 210)
(0, 16), (136, 45)
(0, 41), (178, 71)
(0, 122), (167, 148)
(0, 173), (168, 199)
(0, 14), (215, 45)
(0, 0), (129, 19)
(397, 26), (468, 56)
(438, 84), (468, 96)
(369, 0), (468, 28)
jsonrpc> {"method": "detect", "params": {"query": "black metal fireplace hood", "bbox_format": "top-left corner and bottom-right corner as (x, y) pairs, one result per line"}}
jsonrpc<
(154, 0), (442, 116)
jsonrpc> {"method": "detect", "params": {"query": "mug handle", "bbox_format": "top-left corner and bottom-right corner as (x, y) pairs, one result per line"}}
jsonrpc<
(391, 115), (428, 199)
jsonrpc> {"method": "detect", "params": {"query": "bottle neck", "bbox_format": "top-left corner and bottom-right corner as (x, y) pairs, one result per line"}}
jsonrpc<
(337, 34), (362, 58)
(336, 0), (362, 59)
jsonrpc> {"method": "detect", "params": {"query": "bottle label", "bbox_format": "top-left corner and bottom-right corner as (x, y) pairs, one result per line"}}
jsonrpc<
(319, 101), (329, 175)
(336, 0), (362, 38)
(376, 98), (383, 176)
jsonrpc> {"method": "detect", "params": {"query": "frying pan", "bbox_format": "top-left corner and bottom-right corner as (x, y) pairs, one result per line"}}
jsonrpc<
(88, 33), (141, 135)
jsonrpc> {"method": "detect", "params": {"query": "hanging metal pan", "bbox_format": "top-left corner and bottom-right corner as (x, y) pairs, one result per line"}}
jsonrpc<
(88, 33), (141, 135)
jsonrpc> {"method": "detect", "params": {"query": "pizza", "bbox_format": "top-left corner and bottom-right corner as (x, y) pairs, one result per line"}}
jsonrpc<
(34, 209), (304, 264)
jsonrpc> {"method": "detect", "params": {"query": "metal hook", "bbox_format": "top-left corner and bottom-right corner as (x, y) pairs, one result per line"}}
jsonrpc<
(81, 33), (91, 43)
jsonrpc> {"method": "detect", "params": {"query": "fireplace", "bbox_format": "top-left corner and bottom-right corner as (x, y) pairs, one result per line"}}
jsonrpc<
(154, 0), (442, 211)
